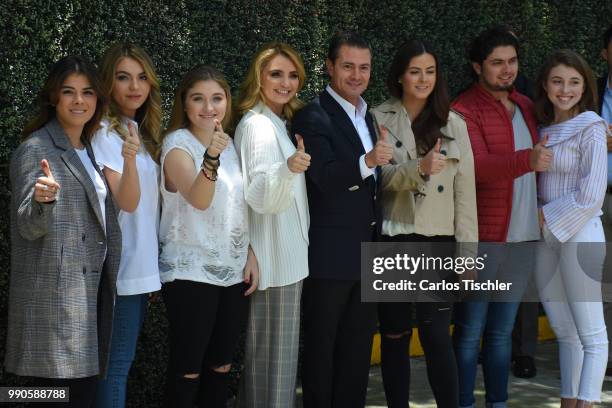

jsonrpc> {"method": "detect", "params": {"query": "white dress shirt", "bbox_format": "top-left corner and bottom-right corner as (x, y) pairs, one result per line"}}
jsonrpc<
(325, 85), (376, 180)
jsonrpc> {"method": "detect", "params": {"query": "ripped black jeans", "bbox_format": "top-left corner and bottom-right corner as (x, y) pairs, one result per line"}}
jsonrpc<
(377, 233), (459, 408)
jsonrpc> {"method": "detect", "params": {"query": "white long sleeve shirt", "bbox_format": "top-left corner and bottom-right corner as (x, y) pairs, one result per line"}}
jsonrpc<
(234, 102), (309, 290)
(538, 111), (607, 243)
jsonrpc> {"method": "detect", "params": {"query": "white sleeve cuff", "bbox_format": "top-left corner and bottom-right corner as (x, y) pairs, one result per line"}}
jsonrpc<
(359, 154), (375, 180)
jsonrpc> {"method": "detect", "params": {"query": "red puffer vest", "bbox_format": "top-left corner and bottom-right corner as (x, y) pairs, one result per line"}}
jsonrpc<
(452, 83), (538, 242)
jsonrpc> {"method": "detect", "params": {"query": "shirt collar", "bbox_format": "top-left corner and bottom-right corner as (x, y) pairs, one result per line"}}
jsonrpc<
(326, 84), (368, 120)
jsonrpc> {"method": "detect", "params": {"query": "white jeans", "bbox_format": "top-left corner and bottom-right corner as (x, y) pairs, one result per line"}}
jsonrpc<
(536, 217), (608, 402)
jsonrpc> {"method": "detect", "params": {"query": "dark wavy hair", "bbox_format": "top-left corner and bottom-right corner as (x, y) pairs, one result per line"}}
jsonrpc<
(534, 49), (598, 126)
(386, 40), (450, 154)
(22, 55), (107, 141)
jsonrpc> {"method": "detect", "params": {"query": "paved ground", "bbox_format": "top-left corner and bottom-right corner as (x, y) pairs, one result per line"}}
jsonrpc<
(297, 341), (612, 407)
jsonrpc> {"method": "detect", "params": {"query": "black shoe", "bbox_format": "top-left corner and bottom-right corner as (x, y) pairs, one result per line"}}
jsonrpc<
(513, 356), (536, 378)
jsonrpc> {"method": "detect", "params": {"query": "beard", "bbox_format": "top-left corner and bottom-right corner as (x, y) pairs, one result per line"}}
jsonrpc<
(480, 75), (515, 92)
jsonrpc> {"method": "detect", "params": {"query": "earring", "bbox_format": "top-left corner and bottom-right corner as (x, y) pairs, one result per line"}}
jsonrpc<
(398, 79), (402, 84)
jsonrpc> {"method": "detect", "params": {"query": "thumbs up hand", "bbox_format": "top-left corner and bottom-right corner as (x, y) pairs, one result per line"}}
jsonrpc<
(207, 119), (230, 158)
(287, 133), (311, 174)
(35, 159), (61, 203)
(364, 125), (393, 168)
(420, 138), (446, 175)
(122, 122), (141, 161)
(530, 134), (553, 172)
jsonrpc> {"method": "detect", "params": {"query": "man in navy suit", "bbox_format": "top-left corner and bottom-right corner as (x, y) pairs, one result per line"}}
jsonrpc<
(292, 31), (393, 407)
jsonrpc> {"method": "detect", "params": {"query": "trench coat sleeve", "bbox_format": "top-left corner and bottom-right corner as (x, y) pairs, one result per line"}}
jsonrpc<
(10, 143), (56, 240)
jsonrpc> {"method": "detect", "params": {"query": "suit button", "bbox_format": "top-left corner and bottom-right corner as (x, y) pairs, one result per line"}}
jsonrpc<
(440, 149), (447, 155)
(437, 185), (444, 193)
(396, 141), (402, 148)
(370, 221), (376, 226)
(83, 266), (87, 275)
(374, 195), (377, 200)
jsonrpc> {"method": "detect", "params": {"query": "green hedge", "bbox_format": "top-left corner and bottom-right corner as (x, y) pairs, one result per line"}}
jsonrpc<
(1, 1), (611, 406)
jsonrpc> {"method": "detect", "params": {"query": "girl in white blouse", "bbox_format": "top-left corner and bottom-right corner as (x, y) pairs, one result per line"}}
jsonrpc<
(534, 49), (608, 408)
(91, 43), (162, 408)
(234, 42), (310, 408)
(159, 65), (258, 408)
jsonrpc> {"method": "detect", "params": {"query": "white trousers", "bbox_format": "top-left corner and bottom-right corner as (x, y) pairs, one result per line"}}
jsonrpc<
(536, 217), (608, 402)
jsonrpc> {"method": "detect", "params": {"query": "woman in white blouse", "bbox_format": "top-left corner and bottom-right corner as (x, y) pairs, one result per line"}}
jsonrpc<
(91, 43), (162, 408)
(159, 65), (258, 408)
(234, 42), (310, 408)
(534, 49), (609, 408)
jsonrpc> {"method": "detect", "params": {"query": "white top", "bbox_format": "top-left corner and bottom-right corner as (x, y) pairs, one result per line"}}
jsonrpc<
(234, 102), (309, 290)
(538, 111), (607, 243)
(75, 147), (107, 231)
(326, 84), (376, 180)
(91, 118), (161, 295)
(159, 128), (248, 286)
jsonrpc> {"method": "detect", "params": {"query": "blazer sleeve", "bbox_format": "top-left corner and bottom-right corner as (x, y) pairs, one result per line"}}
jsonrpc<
(543, 123), (607, 242)
(11, 142), (56, 240)
(454, 104), (533, 184)
(292, 105), (363, 194)
(238, 116), (296, 215)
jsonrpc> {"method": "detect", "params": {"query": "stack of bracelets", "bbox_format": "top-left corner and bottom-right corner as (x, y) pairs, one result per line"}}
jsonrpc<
(201, 150), (220, 182)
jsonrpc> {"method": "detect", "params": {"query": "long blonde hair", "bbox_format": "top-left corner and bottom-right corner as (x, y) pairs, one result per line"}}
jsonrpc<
(99, 43), (162, 160)
(162, 65), (233, 153)
(236, 42), (305, 121)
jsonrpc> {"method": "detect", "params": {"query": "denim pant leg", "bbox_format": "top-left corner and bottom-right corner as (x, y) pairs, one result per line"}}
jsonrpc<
(453, 301), (489, 408)
(95, 294), (148, 408)
(481, 301), (520, 407)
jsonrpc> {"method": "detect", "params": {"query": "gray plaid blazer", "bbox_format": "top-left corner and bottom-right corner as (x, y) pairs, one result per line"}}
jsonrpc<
(5, 118), (121, 378)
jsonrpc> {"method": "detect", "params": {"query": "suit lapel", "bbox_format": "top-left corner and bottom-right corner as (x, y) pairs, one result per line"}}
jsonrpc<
(320, 90), (365, 154)
(46, 120), (106, 232)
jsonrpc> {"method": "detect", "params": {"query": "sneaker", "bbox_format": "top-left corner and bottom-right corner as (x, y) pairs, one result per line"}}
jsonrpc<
(513, 356), (536, 378)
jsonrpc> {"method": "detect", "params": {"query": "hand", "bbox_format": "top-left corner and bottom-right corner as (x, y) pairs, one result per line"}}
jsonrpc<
(420, 138), (446, 175)
(529, 134), (553, 172)
(206, 119), (230, 158)
(606, 124), (612, 153)
(364, 125), (393, 168)
(34, 159), (61, 203)
(122, 122), (141, 161)
(287, 133), (311, 174)
(538, 207), (545, 230)
(243, 247), (260, 296)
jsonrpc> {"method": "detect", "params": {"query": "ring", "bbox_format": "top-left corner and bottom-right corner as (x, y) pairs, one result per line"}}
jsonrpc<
(42, 185), (49, 191)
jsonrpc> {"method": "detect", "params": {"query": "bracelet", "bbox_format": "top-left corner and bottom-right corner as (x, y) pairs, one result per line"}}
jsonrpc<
(204, 150), (220, 161)
(201, 166), (218, 182)
(202, 154), (220, 172)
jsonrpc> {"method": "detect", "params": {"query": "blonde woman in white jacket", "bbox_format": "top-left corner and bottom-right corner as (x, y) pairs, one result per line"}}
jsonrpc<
(234, 42), (310, 408)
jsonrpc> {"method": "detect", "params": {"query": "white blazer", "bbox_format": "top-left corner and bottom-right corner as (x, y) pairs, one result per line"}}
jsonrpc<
(234, 102), (309, 290)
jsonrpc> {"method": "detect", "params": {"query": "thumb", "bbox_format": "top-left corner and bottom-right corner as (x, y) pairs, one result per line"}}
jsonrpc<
(433, 138), (441, 153)
(214, 119), (223, 134)
(538, 134), (549, 147)
(127, 122), (137, 138)
(379, 125), (388, 142)
(296, 134), (305, 151)
(41, 159), (54, 180)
